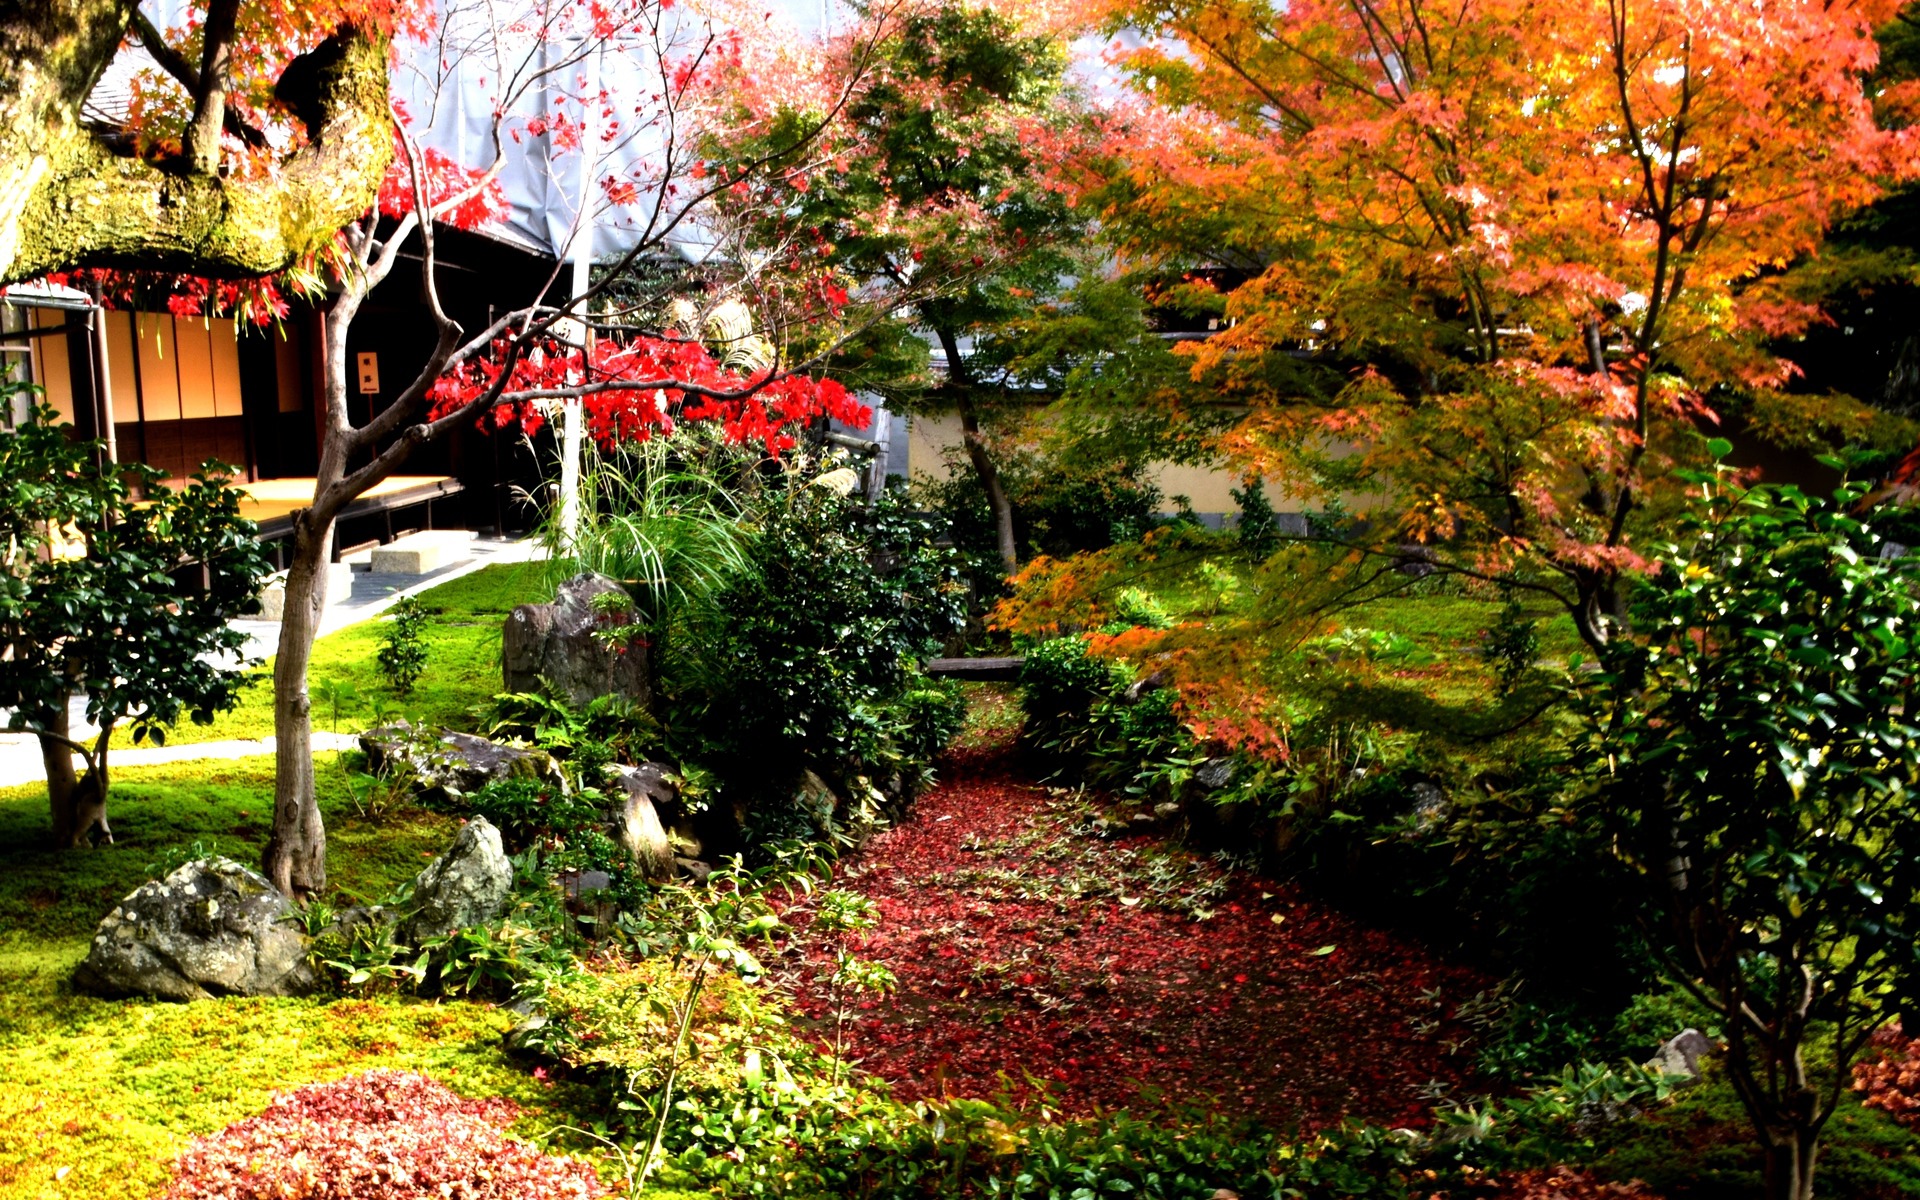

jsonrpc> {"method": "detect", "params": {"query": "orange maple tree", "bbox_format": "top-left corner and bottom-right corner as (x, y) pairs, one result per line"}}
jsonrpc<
(1091, 0), (1920, 648)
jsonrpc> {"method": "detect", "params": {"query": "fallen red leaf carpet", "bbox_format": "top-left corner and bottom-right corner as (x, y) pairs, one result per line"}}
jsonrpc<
(776, 741), (1489, 1130)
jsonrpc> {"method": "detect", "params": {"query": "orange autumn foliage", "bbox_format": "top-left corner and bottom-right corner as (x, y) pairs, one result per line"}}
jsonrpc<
(1086, 0), (1920, 647)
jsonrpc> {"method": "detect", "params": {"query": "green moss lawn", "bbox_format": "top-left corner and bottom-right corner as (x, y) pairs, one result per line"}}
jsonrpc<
(0, 756), (596, 1200)
(0, 559), (587, 1200)
(162, 562), (548, 746)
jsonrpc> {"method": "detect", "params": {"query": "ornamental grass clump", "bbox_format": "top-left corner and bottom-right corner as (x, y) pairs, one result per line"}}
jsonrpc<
(157, 1070), (607, 1200)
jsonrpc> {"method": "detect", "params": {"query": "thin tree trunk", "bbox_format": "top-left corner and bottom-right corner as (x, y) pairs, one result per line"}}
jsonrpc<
(262, 513), (332, 896)
(1762, 1128), (1819, 1200)
(937, 327), (1016, 575)
(41, 700), (81, 848)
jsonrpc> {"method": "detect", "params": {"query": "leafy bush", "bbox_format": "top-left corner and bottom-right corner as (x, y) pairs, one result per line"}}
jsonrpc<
(673, 483), (967, 824)
(157, 1070), (607, 1200)
(377, 595), (431, 695)
(1016, 636), (1126, 761)
(922, 446), (1166, 579)
(1585, 1071), (1920, 1200)
(447, 777), (608, 856)
(1479, 582), (1540, 698)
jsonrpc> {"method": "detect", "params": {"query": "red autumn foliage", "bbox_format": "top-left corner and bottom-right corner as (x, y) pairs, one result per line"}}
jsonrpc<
(1854, 1024), (1920, 1128)
(427, 336), (870, 454)
(776, 739), (1489, 1129)
(157, 1070), (607, 1200)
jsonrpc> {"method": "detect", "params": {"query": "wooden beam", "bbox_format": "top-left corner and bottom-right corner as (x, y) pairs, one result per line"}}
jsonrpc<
(926, 656), (1025, 682)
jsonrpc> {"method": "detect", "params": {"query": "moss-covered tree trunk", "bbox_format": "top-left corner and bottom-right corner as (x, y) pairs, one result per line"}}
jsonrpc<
(0, 0), (393, 286)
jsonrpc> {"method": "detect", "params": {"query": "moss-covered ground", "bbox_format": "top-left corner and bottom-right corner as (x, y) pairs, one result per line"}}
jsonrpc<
(162, 562), (548, 745)
(0, 559), (592, 1200)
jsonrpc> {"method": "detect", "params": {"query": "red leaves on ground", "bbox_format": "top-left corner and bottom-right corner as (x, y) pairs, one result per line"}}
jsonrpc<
(1477, 1167), (1664, 1198)
(1855, 1024), (1920, 1128)
(777, 743), (1489, 1130)
(158, 1070), (607, 1200)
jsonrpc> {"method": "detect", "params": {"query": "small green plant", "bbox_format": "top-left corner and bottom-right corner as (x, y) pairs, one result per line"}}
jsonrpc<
(144, 839), (230, 878)
(376, 595), (431, 695)
(1481, 580), (1541, 697)
(314, 678), (362, 733)
(1111, 586), (1173, 630)
(810, 888), (893, 1082)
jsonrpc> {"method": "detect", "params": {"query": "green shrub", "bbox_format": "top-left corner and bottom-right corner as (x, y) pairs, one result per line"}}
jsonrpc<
(674, 484), (967, 825)
(377, 595), (431, 695)
(1588, 1073), (1920, 1200)
(1231, 474), (1282, 561)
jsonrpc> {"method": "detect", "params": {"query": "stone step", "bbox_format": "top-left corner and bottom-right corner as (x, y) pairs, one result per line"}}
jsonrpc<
(256, 562), (355, 621)
(369, 529), (476, 575)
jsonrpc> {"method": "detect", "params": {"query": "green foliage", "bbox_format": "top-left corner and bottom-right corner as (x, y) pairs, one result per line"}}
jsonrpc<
(1016, 636), (1126, 759)
(0, 395), (271, 817)
(1231, 475), (1282, 561)
(1479, 582), (1541, 699)
(1579, 472), (1920, 1174)
(1586, 1071), (1920, 1200)
(924, 447), (1167, 576)
(673, 482), (967, 822)
(1110, 586), (1173, 631)
(376, 596), (431, 696)
(543, 432), (752, 627)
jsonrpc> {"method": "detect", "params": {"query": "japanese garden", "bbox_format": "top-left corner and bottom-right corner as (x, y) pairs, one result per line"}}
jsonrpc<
(5, 0), (1920, 1198)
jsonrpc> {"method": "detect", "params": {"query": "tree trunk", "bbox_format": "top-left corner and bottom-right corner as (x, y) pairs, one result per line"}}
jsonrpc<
(0, 2), (392, 285)
(937, 327), (1017, 576)
(40, 700), (81, 847)
(38, 697), (109, 847)
(1762, 1128), (1819, 1200)
(261, 513), (332, 896)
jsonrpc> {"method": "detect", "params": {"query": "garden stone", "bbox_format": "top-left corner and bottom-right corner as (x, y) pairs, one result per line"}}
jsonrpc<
(324, 904), (397, 942)
(1153, 801), (1183, 822)
(502, 572), (650, 708)
(1123, 671), (1167, 704)
(1407, 782), (1448, 833)
(360, 721), (559, 802)
(613, 763), (676, 881)
(674, 856), (713, 883)
(557, 869), (616, 935)
(1194, 758), (1236, 792)
(73, 858), (316, 1001)
(505, 1008), (550, 1053)
(1645, 1028), (1714, 1082)
(401, 818), (513, 944)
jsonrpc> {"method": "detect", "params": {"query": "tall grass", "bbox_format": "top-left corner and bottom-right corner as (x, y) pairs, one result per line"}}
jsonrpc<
(536, 432), (753, 624)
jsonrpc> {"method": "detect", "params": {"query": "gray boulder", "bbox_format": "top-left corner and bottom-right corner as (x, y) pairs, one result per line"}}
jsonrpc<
(74, 858), (316, 1001)
(1193, 757), (1237, 792)
(612, 763), (676, 882)
(402, 818), (514, 944)
(360, 722), (560, 802)
(1646, 1028), (1715, 1083)
(502, 573), (651, 708)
